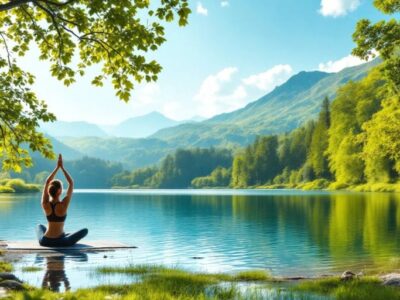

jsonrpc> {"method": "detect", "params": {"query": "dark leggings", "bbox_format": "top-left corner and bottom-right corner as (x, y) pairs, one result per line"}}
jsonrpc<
(36, 224), (88, 247)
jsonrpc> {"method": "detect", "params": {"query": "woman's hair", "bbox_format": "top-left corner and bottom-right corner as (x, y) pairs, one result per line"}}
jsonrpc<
(48, 179), (62, 198)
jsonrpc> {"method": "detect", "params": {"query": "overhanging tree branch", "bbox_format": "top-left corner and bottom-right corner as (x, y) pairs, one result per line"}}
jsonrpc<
(0, 0), (31, 12)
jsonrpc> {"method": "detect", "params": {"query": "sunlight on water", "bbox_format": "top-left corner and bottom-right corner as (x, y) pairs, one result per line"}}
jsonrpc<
(1, 189), (400, 290)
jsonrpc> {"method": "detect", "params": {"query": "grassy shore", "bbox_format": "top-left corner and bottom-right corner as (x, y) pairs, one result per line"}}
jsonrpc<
(257, 179), (400, 193)
(295, 277), (400, 300)
(2, 263), (399, 300)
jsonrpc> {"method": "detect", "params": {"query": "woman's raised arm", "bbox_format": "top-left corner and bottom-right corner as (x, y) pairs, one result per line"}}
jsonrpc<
(41, 155), (61, 206)
(59, 154), (74, 208)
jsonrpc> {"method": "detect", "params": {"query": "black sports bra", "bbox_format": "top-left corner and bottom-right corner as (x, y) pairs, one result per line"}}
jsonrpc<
(46, 202), (67, 223)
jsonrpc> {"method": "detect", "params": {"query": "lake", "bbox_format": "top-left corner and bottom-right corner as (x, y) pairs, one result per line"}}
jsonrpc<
(1, 189), (399, 291)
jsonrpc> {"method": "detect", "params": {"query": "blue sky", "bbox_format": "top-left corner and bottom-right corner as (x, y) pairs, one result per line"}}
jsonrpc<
(20, 0), (385, 124)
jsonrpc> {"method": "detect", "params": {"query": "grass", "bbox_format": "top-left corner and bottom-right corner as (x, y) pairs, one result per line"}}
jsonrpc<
(294, 276), (400, 300)
(0, 261), (13, 272)
(97, 264), (170, 275)
(11, 269), (240, 300)
(97, 265), (271, 283)
(21, 266), (42, 272)
(6, 263), (400, 299)
(232, 270), (271, 282)
(257, 181), (400, 193)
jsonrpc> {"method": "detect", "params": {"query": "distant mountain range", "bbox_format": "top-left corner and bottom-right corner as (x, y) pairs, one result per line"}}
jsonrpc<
(40, 121), (108, 138)
(40, 59), (380, 170)
(39, 112), (202, 139)
(102, 111), (183, 138)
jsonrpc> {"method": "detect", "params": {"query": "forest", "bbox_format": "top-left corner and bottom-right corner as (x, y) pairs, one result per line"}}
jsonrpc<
(111, 64), (400, 191)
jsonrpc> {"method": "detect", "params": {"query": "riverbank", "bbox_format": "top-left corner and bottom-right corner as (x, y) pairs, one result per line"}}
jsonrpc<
(1, 261), (400, 299)
(111, 180), (400, 192)
(257, 180), (400, 193)
(1, 247), (400, 300)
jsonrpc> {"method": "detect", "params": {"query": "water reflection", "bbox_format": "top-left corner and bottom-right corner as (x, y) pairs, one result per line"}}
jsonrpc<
(2, 190), (400, 278)
(35, 252), (88, 292)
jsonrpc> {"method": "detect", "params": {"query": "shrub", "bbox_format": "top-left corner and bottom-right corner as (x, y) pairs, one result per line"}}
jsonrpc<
(5, 179), (40, 193)
(0, 185), (15, 193)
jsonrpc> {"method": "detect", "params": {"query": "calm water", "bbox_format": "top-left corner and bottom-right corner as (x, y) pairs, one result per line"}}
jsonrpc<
(1, 189), (400, 291)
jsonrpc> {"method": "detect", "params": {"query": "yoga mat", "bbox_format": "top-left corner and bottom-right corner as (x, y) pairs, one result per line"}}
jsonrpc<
(3, 240), (136, 253)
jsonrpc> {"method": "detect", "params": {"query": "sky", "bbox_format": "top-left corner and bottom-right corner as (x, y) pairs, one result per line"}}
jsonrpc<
(19, 0), (386, 124)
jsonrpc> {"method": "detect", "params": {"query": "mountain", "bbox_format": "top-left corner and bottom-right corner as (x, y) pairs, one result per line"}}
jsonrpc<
(151, 59), (380, 147)
(59, 136), (174, 170)
(40, 121), (108, 138)
(105, 112), (181, 138)
(55, 59), (380, 171)
(11, 135), (84, 179)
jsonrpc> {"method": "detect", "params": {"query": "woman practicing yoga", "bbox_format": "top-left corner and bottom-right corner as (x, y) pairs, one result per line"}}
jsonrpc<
(36, 154), (88, 247)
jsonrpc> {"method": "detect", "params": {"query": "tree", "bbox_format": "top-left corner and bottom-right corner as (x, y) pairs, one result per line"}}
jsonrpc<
(362, 95), (400, 182)
(308, 97), (331, 179)
(352, 0), (400, 93)
(0, 0), (191, 171)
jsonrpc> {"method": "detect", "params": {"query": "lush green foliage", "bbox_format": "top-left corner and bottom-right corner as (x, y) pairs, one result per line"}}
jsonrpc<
(327, 67), (388, 184)
(307, 97), (331, 179)
(60, 136), (173, 170)
(0, 0), (190, 172)
(352, 0), (400, 93)
(8, 156), (122, 188)
(0, 64), (56, 172)
(295, 277), (400, 300)
(231, 136), (280, 187)
(0, 261), (12, 272)
(191, 167), (231, 188)
(112, 148), (232, 188)
(230, 64), (398, 189)
(0, 178), (40, 193)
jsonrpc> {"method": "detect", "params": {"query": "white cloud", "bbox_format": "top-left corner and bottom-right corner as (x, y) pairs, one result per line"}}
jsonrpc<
(242, 64), (293, 92)
(196, 2), (208, 16)
(221, 1), (229, 7)
(133, 83), (160, 104)
(318, 54), (368, 72)
(319, 0), (361, 17)
(194, 67), (248, 118)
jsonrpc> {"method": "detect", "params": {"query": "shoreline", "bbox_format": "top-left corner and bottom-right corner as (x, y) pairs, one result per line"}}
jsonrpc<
(1, 252), (400, 299)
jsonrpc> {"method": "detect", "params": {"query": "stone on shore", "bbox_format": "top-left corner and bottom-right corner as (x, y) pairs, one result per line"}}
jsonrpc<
(0, 280), (25, 291)
(381, 273), (400, 287)
(341, 270), (356, 281)
(0, 273), (21, 282)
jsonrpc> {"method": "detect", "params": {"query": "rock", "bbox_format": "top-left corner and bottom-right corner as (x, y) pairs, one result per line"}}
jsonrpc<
(341, 270), (356, 281)
(381, 273), (400, 286)
(0, 273), (21, 282)
(0, 280), (25, 291)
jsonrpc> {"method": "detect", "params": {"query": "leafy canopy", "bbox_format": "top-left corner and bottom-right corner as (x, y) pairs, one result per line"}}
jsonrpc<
(352, 0), (400, 93)
(0, 0), (190, 171)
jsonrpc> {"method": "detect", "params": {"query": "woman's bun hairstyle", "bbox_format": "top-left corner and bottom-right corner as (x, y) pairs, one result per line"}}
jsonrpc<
(48, 179), (62, 198)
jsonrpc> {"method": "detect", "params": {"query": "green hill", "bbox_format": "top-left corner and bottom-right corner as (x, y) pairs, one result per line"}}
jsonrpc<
(59, 136), (174, 170)
(152, 59), (380, 147)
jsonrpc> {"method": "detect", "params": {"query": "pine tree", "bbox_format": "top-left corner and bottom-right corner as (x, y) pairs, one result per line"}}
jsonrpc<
(308, 97), (331, 179)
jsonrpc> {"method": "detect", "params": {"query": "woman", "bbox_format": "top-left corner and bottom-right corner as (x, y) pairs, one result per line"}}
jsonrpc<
(36, 154), (88, 247)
